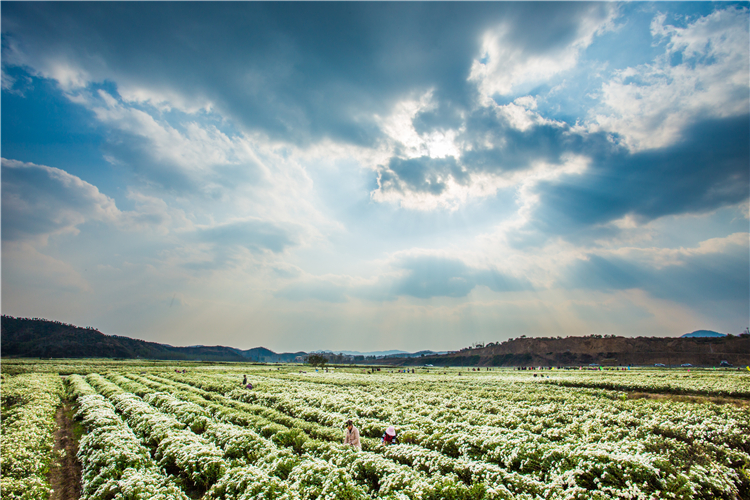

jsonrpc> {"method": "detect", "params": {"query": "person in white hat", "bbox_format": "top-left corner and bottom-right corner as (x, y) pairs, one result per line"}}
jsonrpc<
(382, 425), (398, 445)
(344, 419), (361, 449)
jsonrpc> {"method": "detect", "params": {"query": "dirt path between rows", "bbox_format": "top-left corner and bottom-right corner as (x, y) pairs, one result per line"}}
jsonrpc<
(49, 401), (82, 500)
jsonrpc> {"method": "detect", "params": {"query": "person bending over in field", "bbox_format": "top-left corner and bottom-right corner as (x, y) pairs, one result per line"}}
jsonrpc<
(383, 426), (398, 445)
(344, 419), (361, 449)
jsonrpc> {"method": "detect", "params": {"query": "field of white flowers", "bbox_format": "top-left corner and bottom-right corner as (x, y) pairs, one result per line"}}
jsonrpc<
(1, 372), (62, 499)
(1, 362), (748, 500)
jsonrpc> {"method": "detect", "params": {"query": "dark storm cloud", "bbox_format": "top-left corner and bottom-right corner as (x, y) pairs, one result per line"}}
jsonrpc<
(379, 156), (469, 196)
(561, 239), (749, 307)
(378, 106), (618, 195)
(2, 2), (612, 147)
(526, 114), (750, 240)
(459, 107), (611, 174)
(378, 111), (748, 246)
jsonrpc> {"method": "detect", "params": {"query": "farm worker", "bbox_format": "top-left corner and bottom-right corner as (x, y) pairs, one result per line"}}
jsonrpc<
(242, 374), (247, 385)
(383, 426), (398, 445)
(344, 420), (361, 449)
(245, 382), (253, 389)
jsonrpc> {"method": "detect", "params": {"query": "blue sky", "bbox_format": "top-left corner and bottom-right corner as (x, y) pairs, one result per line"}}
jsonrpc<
(2, 2), (748, 352)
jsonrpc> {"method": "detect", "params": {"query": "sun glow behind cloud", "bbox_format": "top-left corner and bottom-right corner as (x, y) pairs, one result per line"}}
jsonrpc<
(1, 2), (748, 351)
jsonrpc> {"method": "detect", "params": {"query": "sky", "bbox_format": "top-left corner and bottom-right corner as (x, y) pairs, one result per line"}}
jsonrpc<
(2, 2), (748, 353)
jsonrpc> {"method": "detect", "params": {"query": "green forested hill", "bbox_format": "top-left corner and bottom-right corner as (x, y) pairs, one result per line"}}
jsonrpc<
(1, 316), (247, 361)
(389, 334), (750, 367)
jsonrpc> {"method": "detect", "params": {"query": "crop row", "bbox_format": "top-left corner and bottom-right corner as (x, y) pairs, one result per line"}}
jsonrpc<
(99, 372), (517, 499)
(228, 371), (750, 453)
(66, 375), (190, 500)
(160, 370), (750, 499)
(77, 374), (365, 500)
(540, 370), (750, 398)
(129, 372), (555, 497)
(0, 373), (63, 500)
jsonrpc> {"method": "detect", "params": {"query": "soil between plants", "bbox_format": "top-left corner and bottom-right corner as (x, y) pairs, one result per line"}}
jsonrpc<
(49, 401), (82, 500)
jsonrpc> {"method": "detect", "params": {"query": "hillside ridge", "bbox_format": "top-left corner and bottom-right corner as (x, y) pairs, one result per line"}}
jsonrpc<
(3, 316), (749, 366)
(0, 316), (303, 362)
(383, 334), (750, 367)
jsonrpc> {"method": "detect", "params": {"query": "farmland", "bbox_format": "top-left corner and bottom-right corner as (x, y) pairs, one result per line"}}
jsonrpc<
(1, 360), (749, 500)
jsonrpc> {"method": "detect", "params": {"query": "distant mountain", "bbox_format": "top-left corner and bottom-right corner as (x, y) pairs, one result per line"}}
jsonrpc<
(382, 350), (448, 358)
(312, 349), (408, 357)
(312, 349), (447, 358)
(374, 334), (750, 368)
(5, 316), (747, 367)
(0, 316), (301, 362)
(680, 330), (727, 338)
(310, 349), (409, 356)
(239, 347), (306, 363)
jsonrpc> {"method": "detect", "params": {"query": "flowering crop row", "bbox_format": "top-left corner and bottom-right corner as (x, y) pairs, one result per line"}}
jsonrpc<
(140, 372), (568, 499)
(100, 372), (516, 499)
(93, 373), (374, 499)
(160, 369), (750, 499)
(84, 373), (228, 489)
(128, 372), (347, 443)
(7, 362), (746, 500)
(540, 370), (750, 398)
(66, 375), (190, 500)
(222, 371), (749, 454)
(88, 374), (349, 500)
(0, 373), (62, 500)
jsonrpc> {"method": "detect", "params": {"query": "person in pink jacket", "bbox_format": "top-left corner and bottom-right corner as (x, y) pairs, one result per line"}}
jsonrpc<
(344, 419), (361, 449)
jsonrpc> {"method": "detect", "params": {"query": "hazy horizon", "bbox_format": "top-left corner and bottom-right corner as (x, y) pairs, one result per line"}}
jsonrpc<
(2, 2), (748, 352)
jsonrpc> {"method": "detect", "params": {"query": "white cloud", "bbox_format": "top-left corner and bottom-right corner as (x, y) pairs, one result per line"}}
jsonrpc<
(469, 5), (616, 97)
(1, 158), (120, 244)
(371, 89), (582, 211)
(592, 7), (749, 151)
(376, 89), (463, 160)
(121, 190), (193, 234)
(89, 90), (238, 180)
(1, 158), (197, 244)
(613, 232), (750, 269)
(1, 69), (18, 92)
(47, 60), (90, 91)
(65, 89), (335, 242)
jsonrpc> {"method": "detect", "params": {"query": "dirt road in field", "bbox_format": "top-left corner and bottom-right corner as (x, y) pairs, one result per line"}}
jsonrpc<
(49, 401), (82, 500)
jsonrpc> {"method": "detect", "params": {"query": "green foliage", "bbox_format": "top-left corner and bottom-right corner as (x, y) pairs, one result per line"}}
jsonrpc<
(306, 354), (328, 368)
(272, 428), (309, 455)
(0, 373), (63, 500)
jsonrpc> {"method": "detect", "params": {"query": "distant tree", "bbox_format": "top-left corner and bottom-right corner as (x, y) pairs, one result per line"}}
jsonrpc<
(307, 354), (328, 368)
